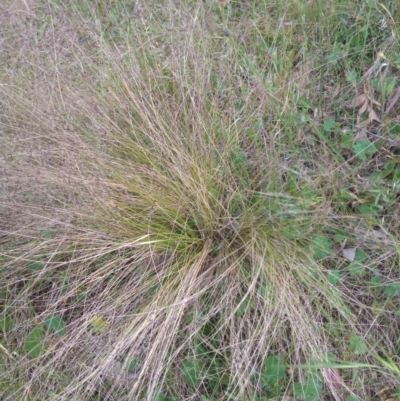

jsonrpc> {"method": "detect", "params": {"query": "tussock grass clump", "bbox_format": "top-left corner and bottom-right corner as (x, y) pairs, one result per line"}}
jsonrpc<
(1, 1), (400, 400)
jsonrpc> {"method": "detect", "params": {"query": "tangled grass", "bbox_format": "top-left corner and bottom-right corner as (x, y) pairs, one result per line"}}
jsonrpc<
(1, 1), (400, 400)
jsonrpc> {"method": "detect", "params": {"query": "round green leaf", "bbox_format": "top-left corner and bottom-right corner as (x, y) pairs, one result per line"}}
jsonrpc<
(323, 119), (336, 133)
(346, 70), (358, 82)
(384, 284), (400, 297)
(44, 315), (65, 336)
(352, 139), (377, 161)
(369, 276), (382, 289)
(327, 270), (342, 285)
(0, 316), (15, 331)
(182, 359), (202, 387)
(349, 335), (368, 355)
(293, 376), (323, 401)
(354, 249), (368, 262)
(341, 134), (353, 149)
(348, 261), (366, 278)
(25, 327), (45, 358)
(312, 236), (332, 260)
(261, 356), (286, 388)
(127, 358), (138, 373)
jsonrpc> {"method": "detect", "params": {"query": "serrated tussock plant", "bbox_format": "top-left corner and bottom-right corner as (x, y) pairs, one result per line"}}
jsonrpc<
(1, 1), (387, 400)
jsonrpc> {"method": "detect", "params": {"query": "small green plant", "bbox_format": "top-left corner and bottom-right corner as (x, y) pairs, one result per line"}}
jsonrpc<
(24, 327), (46, 358)
(352, 139), (378, 162)
(182, 359), (203, 387)
(293, 376), (323, 401)
(311, 236), (333, 260)
(349, 335), (368, 356)
(260, 356), (286, 394)
(43, 315), (66, 337)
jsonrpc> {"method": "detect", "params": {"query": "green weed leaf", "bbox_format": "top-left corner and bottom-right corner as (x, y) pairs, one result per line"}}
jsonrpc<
(358, 204), (379, 216)
(369, 276), (382, 289)
(345, 395), (360, 401)
(127, 358), (138, 373)
(0, 316), (15, 331)
(210, 241), (220, 258)
(341, 133), (353, 149)
(25, 327), (45, 358)
(261, 356), (286, 388)
(293, 376), (323, 401)
(327, 270), (342, 285)
(352, 140), (377, 161)
(348, 261), (366, 278)
(44, 315), (65, 336)
(354, 249), (368, 262)
(236, 298), (254, 318)
(346, 70), (358, 82)
(312, 236), (333, 260)
(151, 390), (170, 401)
(384, 284), (400, 297)
(384, 77), (397, 95)
(298, 97), (315, 110)
(182, 359), (202, 387)
(327, 50), (341, 63)
(388, 123), (400, 137)
(349, 335), (368, 355)
(209, 188), (220, 199)
(323, 119), (336, 132)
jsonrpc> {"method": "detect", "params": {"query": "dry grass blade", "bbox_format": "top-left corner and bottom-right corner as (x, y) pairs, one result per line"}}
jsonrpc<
(385, 86), (400, 114)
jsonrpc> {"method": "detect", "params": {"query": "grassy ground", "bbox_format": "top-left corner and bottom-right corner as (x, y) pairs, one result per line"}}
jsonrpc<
(1, 0), (400, 400)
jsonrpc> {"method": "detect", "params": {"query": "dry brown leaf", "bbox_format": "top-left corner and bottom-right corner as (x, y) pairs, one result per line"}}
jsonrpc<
(345, 93), (367, 109)
(364, 53), (386, 79)
(355, 120), (370, 130)
(332, 83), (341, 99)
(353, 129), (368, 140)
(369, 107), (381, 123)
(358, 99), (369, 116)
(372, 98), (381, 107)
(368, 86), (381, 108)
(385, 86), (400, 114)
(376, 386), (393, 396)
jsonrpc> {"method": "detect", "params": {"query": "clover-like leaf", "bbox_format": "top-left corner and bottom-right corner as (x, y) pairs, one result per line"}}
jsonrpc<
(25, 327), (46, 358)
(327, 270), (342, 285)
(44, 315), (65, 336)
(348, 261), (366, 278)
(261, 356), (286, 388)
(349, 335), (368, 355)
(384, 284), (400, 297)
(182, 359), (202, 387)
(293, 376), (323, 401)
(312, 236), (333, 260)
(352, 140), (377, 161)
